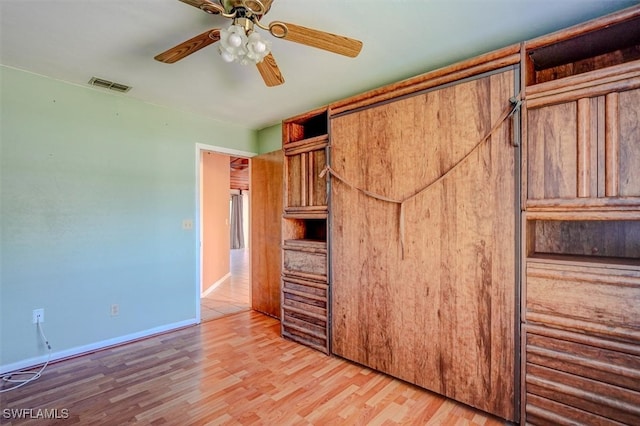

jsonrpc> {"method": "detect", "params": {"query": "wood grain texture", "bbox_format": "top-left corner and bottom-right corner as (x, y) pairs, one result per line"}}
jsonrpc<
(597, 95), (606, 197)
(526, 363), (640, 425)
(154, 29), (220, 63)
(282, 240), (327, 280)
(277, 22), (362, 58)
(179, 0), (220, 11)
(618, 87), (640, 197)
(605, 92), (620, 197)
(577, 98), (592, 197)
(526, 76), (640, 208)
(284, 147), (328, 212)
(310, 149), (327, 206)
(526, 393), (629, 426)
(526, 260), (640, 343)
(250, 150), (283, 318)
(330, 45), (520, 116)
(285, 152), (303, 208)
(330, 69), (517, 420)
(281, 109), (331, 354)
(0, 312), (506, 425)
(256, 53), (284, 87)
(526, 331), (640, 392)
(525, 63), (640, 109)
(283, 130), (328, 214)
(527, 102), (578, 200)
(282, 275), (329, 353)
(526, 198), (640, 212)
(531, 219), (640, 259)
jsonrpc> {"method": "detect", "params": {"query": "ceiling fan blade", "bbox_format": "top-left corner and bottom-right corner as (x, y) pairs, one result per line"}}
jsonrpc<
(179, 0), (227, 15)
(256, 53), (285, 87)
(272, 22), (363, 58)
(179, 0), (223, 12)
(179, 0), (210, 7)
(155, 29), (221, 64)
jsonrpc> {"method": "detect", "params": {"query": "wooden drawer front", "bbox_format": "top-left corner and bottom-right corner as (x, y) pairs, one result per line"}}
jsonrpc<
(282, 243), (327, 280)
(282, 276), (328, 353)
(526, 361), (640, 425)
(526, 262), (640, 342)
(526, 328), (640, 393)
(526, 364), (640, 425)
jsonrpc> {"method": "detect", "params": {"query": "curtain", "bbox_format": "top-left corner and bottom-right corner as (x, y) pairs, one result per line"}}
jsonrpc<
(230, 193), (244, 249)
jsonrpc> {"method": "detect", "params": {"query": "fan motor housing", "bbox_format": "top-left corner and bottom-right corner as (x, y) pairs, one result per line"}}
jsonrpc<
(228, 0), (272, 15)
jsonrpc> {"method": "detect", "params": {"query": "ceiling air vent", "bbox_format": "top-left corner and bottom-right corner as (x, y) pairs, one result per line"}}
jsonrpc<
(88, 77), (131, 93)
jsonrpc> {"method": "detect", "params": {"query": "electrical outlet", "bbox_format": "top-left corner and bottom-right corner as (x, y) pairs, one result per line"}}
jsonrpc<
(182, 219), (193, 230)
(110, 304), (119, 317)
(32, 308), (44, 324)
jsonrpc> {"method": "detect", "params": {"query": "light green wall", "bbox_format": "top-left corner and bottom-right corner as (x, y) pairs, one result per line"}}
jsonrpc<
(257, 123), (282, 154)
(0, 66), (256, 368)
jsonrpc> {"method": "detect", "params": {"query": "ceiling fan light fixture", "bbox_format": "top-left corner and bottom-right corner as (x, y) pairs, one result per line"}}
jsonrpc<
(218, 24), (270, 65)
(156, 0), (363, 87)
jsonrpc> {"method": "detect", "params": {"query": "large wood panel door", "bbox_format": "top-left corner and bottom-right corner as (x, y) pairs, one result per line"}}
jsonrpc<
(330, 69), (518, 420)
(250, 150), (283, 318)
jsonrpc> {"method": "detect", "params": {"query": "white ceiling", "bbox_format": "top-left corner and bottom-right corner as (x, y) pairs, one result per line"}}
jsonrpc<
(1, 0), (637, 130)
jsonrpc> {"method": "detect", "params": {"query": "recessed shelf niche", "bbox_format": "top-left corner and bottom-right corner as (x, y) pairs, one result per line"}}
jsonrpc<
(525, 14), (640, 85)
(527, 219), (640, 264)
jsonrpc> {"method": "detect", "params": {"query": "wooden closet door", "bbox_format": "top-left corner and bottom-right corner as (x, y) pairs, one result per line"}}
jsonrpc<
(330, 69), (517, 420)
(250, 150), (283, 318)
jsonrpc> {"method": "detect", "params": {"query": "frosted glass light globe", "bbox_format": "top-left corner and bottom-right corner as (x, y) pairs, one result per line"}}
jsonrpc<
(228, 33), (242, 47)
(252, 40), (266, 53)
(221, 50), (235, 62)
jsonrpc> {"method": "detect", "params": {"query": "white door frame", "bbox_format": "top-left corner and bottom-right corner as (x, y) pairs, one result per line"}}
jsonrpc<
(194, 143), (255, 323)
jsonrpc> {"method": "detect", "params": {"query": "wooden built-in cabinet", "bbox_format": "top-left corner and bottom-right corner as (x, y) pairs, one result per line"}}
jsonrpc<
(278, 5), (640, 424)
(281, 108), (330, 354)
(521, 8), (640, 425)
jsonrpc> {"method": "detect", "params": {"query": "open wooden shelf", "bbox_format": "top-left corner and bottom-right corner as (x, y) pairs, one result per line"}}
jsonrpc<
(526, 218), (640, 260)
(525, 9), (640, 86)
(283, 108), (328, 144)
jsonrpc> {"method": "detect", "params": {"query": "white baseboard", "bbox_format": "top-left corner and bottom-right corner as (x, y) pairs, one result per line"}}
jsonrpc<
(0, 318), (197, 375)
(201, 272), (231, 298)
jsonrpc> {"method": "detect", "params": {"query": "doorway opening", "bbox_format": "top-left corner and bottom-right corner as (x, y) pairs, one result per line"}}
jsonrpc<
(194, 143), (255, 323)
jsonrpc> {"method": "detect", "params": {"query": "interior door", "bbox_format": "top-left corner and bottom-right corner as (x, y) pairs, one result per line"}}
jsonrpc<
(250, 149), (283, 318)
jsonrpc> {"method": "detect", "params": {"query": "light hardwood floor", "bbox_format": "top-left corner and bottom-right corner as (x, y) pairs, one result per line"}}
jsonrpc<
(0, 311), (507, 425)
(201, 249), (250, 322)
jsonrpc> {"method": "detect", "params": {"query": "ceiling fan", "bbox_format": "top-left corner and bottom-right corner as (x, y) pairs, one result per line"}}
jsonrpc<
(155, 0), (363, 87)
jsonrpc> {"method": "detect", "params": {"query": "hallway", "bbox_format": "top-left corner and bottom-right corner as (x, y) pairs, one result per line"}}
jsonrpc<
(201, 248), (250, 322)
